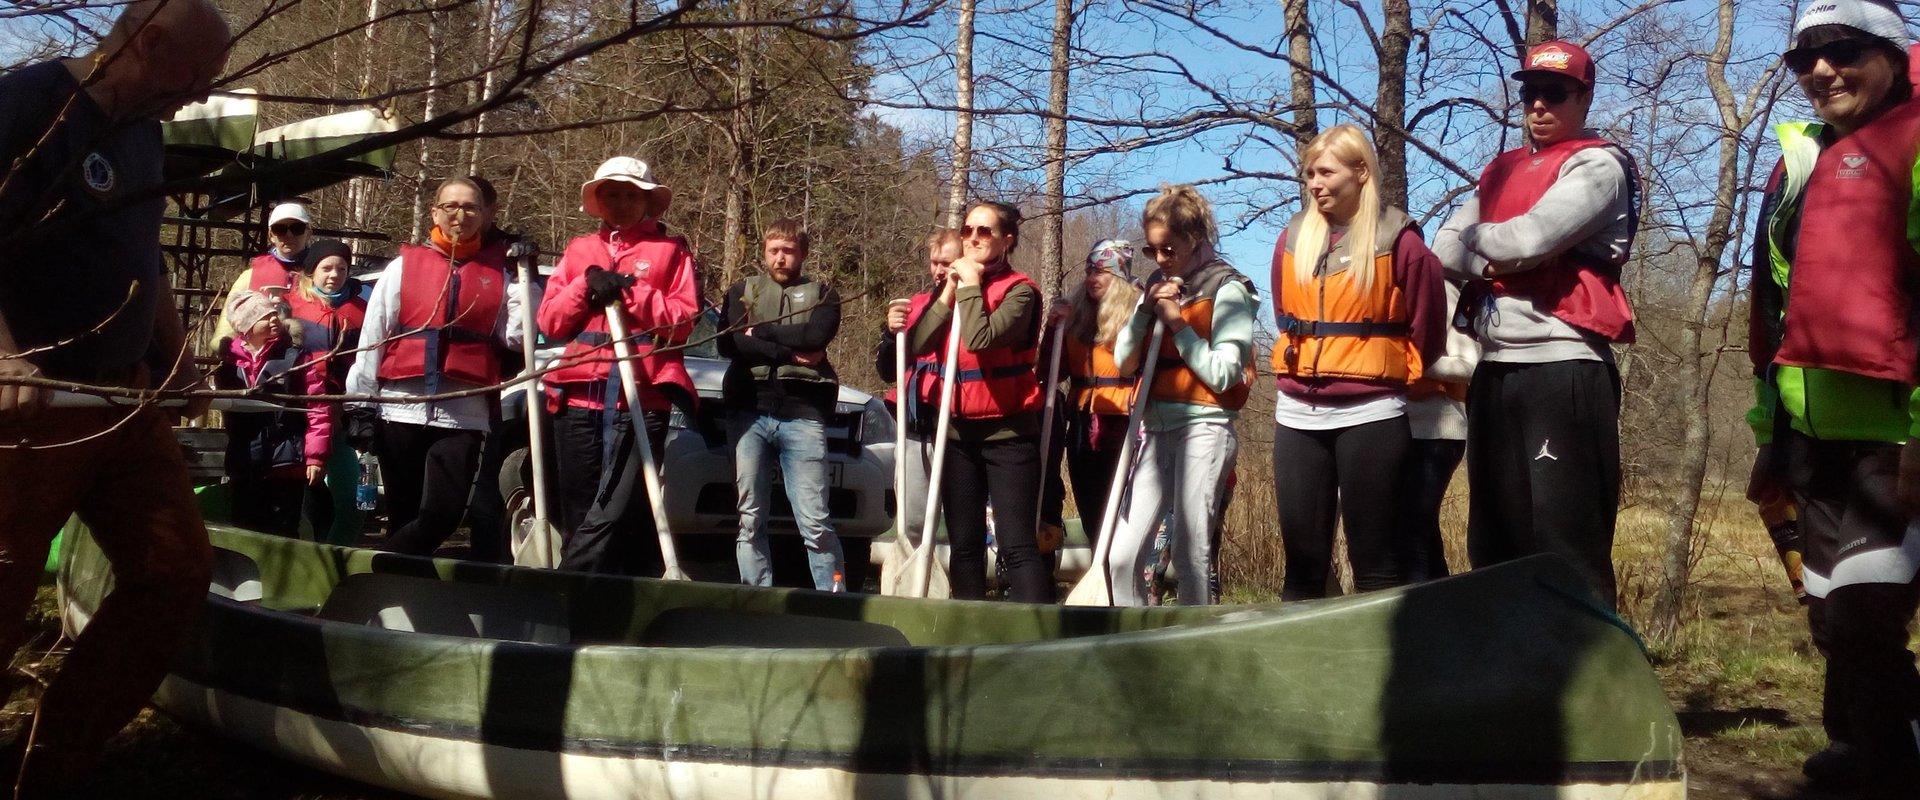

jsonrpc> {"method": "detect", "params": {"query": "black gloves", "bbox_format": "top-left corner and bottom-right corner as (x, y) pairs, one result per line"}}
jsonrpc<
(345, 406), (379, 452)
(583, 266), (636, 308)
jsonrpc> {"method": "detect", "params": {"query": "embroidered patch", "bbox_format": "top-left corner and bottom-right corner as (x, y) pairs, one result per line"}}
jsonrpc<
(1529, 48), (1572, 71)
(1838, 153), (1868, 179)
(81, 152), (115, 194)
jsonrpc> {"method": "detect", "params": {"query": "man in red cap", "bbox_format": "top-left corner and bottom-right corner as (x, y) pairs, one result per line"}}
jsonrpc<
(1432, 39), (1638, 608)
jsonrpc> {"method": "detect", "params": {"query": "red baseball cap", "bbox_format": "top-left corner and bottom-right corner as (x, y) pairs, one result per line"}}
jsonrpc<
(1512, 40), (1595, 88)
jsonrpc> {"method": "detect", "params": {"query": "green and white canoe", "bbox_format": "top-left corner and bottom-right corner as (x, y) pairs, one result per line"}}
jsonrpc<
(57, 523), (1684, 799)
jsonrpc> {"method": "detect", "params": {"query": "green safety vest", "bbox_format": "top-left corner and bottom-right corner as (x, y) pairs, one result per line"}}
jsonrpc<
(742, 273), (837, 385)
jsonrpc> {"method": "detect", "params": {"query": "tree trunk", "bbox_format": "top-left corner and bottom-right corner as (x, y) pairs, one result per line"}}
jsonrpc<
(1040, 0), (1071, 294)
(722, 0), (758, 287)
(466, 0), (501, 176)
(348, 0), (381, 229)
(944, 0), (976, 228)
(1649, 0), (1743, 647)
(1525, 0), (1557, 47)
(1284, 0), (1316, 163)
(1374, 0), (1411, 209)
(411, 9), (441, 243)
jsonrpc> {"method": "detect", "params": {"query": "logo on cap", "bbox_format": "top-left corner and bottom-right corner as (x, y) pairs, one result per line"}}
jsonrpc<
(1530, 48), (1573, 71)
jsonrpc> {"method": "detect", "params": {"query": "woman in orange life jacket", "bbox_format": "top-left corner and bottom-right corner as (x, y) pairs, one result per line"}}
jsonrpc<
(343, 176), (540, 557)
(1038, 239), (1144, 552)
(900, 201), (1053, 602)
(1268, 124), (1447, 600)
(284, 238), (370, 545)
(1105, 185), (1258, 607)
(537, 157), (699, 576)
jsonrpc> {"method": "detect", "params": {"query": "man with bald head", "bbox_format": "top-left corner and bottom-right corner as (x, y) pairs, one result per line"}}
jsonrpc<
(0, 0), (231, 793)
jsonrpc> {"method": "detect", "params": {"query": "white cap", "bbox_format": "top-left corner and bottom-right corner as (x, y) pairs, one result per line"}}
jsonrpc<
(580, 157), (672, 220)
(267, 201), (312, 227)
(1794, 0), (1911, 47)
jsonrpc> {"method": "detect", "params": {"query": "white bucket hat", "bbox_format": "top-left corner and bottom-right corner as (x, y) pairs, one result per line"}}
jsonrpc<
(267, 201), (311, 227)
(580, 157), (672, 220)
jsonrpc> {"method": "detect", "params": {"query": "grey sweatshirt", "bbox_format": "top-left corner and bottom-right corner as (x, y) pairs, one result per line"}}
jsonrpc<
(1432, 139), (1633, 363)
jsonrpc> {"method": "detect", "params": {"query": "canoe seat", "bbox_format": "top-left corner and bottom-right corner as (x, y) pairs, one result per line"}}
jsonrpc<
(317, 573), (570, 645)
(640, 607), (909, 649)
(209, 548), (263, 603)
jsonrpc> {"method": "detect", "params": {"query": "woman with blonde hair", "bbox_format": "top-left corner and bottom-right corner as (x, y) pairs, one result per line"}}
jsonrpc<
(1105, 186), (1258, 606)
(1268, 123), (1447, 600)
(1042, 239), (1145, 549)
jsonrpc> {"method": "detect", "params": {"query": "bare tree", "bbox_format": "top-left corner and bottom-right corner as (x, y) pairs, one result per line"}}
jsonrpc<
(1039, 0), (1072, 294)
(1374, 0), (1411, 208)
(1284, 0), (1315, 165)
(944, 0), (977, 228)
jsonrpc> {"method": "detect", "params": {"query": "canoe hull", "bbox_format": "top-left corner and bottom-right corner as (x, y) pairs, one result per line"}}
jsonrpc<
(59, 525), (1686, 800)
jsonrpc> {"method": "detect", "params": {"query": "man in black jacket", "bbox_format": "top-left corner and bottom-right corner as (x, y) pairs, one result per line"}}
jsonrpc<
(719, 219), (846, 590)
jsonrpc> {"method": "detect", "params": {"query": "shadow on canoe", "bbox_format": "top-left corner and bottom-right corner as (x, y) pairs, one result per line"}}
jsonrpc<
(58, 522), (1683, 800)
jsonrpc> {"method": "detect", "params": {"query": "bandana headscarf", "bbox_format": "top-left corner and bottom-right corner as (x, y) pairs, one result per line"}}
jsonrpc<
(1086, 239), (1142, 282)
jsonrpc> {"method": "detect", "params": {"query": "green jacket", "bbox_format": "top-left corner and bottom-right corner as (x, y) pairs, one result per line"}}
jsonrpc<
(1748, 120), (1920, 445)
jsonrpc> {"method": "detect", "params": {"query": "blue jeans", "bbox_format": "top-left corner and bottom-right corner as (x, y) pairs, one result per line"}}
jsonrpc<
(729, 411), (844, 591)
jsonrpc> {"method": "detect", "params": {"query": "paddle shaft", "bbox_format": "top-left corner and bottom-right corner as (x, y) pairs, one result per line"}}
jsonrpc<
(910, 309), (965, 598)
(516, 259), (558, 568)
(1031, 320), (1065, 538)
(893, 323), (909, 570)
(604, 307), (689, 581)
(1064, 318), (1166, 607)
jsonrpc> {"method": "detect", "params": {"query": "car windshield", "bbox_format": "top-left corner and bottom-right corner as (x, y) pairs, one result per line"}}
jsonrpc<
(685, 306), (722, 359)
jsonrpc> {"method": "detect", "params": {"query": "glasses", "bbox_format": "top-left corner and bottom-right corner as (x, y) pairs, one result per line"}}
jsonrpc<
(1518, 83), (1575, 106)
(270, 222), (307, 236)
(432, 202), (486, 217)
(960, 224), (1000, 240)
(1785, 38), (1874, 75)
(1139, 243), (1183, 258)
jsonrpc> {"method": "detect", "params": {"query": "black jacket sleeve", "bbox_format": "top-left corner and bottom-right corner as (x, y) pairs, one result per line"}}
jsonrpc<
(718, 281), (789, 365)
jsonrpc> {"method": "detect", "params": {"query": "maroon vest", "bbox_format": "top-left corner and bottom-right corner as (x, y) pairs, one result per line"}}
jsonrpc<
(1477, 137), (1637, 343)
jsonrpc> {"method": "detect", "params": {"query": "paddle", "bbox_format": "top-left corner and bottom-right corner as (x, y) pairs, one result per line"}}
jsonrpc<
(1063, 316), (1168, 607)
(603, 306), (691, 582)
(510, 257), (561, 568)
(909, 305), (965, 598)
(1032, 314), (1066, 549)
(49, 392), (292, 414)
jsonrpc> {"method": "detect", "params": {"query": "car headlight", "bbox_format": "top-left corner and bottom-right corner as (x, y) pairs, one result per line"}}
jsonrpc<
(861, 397), (894, 446)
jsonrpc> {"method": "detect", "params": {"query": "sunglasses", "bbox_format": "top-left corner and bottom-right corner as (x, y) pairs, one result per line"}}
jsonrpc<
(1138, 243), (1182, 258)
(960, 224), (1001, 239)
(1784, 38), (1874, 76)
(1518, 83), (1576, 106)
(270, 222), (307, 236)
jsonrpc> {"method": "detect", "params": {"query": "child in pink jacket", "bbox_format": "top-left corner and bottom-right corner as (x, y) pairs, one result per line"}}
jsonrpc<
(217, 290), (333, 537)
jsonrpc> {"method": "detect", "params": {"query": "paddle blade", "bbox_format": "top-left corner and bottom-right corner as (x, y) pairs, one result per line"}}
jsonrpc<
(1063, 568), (1112, 607)
(660, 564), (691, 582)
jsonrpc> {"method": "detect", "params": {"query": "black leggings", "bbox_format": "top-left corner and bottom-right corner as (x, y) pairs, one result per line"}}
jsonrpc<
(1394, 437), (1465, 583)
(1064, 409), (1128, 547)
(942, 435), (1054, 602)
(1272, 416), (1409, 600)
(376, 422), (485, 556)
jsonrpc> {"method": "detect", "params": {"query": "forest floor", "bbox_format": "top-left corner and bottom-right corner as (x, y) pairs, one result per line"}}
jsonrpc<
(0, 497), (1895, 799)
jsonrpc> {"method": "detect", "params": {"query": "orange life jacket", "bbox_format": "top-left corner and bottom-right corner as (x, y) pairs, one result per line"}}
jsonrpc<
(1149, 259), (1255, 410)
(1064, 328), (1131, 415)
(1268, 207), (1422, 384)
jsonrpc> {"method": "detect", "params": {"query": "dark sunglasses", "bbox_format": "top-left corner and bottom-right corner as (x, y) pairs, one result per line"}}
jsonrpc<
(1784, 38), (1874, 75)
(270, 222), (308, 235)
(960, 224), (1001, 239)
(1138, 243), (1182, 258)
(1518, 83), (1576, 106)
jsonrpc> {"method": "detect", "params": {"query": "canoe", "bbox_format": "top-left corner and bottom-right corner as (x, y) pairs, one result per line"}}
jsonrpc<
(57, 523), (1684, 799)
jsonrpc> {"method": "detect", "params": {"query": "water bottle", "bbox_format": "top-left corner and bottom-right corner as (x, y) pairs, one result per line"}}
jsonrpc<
(356, 457), (379, 511)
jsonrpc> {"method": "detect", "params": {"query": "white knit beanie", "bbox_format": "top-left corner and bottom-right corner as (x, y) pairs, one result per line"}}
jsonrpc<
(1795, 0), (1911, 47)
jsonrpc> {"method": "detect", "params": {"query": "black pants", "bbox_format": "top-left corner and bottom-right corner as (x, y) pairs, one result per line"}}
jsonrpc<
(1466, 359), (1621, 608)
(1395, 437), (1465, 583)
(230, 474), (313, 538)
(1065, 408), (1128, 547)
(555, 405), (670, 576)
(1777, 431), (1920, 788)
(1273, 416), (1408, 600)
(942, 435), (1053, 602)
(376, 422), (486, 556)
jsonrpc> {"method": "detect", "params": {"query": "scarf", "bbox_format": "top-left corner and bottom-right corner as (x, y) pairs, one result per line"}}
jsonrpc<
(430, 225), (483, 261)
(315, 283), (353, 307)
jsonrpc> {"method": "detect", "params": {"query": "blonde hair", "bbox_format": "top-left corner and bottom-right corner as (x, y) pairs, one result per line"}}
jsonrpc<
(1068, 276), (1143, 347)
(1141, 185), (1218, 253)
(1291, 124), (1384, 294)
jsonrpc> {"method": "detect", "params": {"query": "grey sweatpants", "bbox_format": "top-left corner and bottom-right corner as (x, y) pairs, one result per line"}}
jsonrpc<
(1105, 421), (1238, 606)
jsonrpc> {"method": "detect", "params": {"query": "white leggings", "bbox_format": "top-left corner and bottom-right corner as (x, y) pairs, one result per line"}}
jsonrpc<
(1105, 421), (1238, 606)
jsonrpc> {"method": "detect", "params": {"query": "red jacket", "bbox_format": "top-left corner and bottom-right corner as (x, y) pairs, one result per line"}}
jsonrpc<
(1477, 137), (1637, 343)
(907, 267), (1044, 420)
(537, 221), (700, 410)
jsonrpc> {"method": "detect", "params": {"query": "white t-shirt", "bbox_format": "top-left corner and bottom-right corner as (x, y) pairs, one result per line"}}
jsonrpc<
(1272, 388), (1405, 431)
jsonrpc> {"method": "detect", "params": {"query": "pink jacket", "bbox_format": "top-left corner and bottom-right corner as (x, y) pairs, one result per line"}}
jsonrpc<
(225, 335), (334, 468)
(537, 220), (700, 409)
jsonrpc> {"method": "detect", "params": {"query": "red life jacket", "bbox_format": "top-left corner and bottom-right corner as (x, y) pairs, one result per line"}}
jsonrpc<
(285, 282), (368, 387)
(1476, 137), (1637, 343)
(907, 267), (1044, 420)
(249, 253), (297, 292)
(376, 241), (509, 388)
(1772, 98), (1920, 384)
(545, 230), (697, 408)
